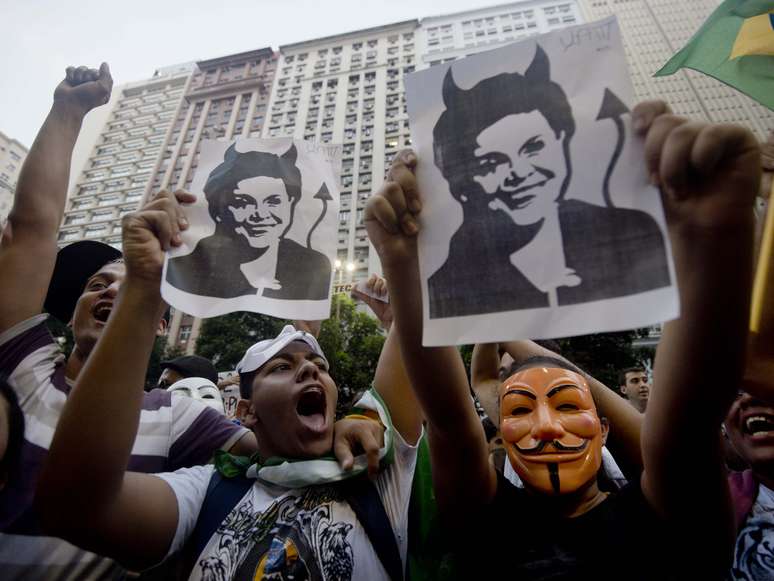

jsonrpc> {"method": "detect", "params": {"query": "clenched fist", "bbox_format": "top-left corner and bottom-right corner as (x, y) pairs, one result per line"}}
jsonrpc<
(364, 149), (422, 270)
(54, 63), (113, 115)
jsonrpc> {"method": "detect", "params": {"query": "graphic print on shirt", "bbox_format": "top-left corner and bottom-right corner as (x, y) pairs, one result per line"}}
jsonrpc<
(198, 485), (355, 581)
(731, 516), (774, 581)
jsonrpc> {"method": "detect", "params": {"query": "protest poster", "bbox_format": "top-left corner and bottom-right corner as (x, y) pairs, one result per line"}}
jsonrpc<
(404, 16), (679, 346)
(162, 138), (340, 320)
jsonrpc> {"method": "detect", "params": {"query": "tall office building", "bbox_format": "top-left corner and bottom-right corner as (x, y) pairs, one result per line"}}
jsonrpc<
(417, 0), (584, 67)
(0, 130), (29, 228)
(160, 48), (278, 352)
(264, 20), (419, 283)
(57, 65), (193, 249)
(578, 0), (773, 139)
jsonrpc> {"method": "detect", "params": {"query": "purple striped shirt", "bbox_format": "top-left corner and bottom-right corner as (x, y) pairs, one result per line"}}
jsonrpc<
(0, 315), (249, 579)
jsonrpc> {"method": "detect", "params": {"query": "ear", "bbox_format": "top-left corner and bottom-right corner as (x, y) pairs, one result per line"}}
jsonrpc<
(156, 316), (168, 337)
(600, 417), (610, 446)
(281, 143), (298, 166)
(224, 142), (239, 162)
(236, 399), (257, 429)
(525, 44), (551, 83)
(441, 67), (461, 109)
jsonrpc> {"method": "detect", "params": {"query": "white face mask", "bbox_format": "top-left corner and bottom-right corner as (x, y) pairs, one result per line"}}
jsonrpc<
(167, 377), (225, 414)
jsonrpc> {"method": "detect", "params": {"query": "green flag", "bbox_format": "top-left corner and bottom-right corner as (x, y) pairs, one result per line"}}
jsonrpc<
(655, 0), (774, 110)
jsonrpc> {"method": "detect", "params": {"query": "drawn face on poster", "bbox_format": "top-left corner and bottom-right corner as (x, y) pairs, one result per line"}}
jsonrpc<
(405, 17), (678, 346)
(162, 138), (340, 321)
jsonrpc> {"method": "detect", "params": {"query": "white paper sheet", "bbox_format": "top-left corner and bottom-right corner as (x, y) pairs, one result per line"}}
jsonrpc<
(404, 17), (679, 346)
(161, 138), (340, 320)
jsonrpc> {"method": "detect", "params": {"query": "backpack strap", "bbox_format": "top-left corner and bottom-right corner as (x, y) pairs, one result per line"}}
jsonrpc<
(342, 476), (405, 581)
(181, 471), (254, 578)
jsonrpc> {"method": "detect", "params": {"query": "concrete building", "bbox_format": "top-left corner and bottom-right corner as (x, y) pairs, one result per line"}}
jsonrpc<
(57, 65), (194, 249)
(0, 131), (29, 228)
(417, 0), (584, 68)
(578, 0), (773, 139)
(264, 20), (419, 286)
(160, 48), (278, 352)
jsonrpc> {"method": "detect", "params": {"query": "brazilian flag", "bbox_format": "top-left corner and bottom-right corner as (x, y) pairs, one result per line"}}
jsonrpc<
(656, 0), (774, 110)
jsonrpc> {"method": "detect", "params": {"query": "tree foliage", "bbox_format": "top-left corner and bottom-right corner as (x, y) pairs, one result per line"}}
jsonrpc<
(556, 330), (650, 389)
(196, 312), (287, 372)
(318, 294), (385, 415)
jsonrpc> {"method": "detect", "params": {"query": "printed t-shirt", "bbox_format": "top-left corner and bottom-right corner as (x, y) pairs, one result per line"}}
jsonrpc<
(156, 428), (419, 580)
(457, 471), (668, 581)
(731, 483), (774, 580)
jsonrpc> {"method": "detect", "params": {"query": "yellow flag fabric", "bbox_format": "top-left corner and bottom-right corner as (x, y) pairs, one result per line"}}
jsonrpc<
(731, 11), (774, 58)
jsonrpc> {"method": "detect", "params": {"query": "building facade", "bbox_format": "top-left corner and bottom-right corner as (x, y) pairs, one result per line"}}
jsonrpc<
(0, 130), (29, 228)
(578, 0), (773, 139)
(160, 48), (278, 352)
(417, 0), (583, 67)
(58, 65), (193, 249)
(264, 21), (419, 282)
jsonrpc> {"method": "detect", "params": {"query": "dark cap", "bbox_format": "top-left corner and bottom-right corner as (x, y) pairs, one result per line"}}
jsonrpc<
(44, 240), (123, 323)
(160, 355), (218, 385)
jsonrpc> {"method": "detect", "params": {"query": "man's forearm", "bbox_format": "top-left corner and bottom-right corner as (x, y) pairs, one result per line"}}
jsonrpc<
(39, 281), (164, 517)
(650, 227), (753, 435)
(9, 102), (86, 233)
(383, 259), (472, 435)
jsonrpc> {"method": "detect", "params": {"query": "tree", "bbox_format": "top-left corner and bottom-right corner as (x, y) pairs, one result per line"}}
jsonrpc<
(195, 312), (287, 372)
(556, 330), (650, 390)
(319, 294), (385, 416)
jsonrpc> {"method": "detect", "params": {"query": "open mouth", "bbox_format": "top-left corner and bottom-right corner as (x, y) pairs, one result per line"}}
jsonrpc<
(92, 304), (112, 324)
(296, 386), (328, 433)
(744, 414), (774, 437)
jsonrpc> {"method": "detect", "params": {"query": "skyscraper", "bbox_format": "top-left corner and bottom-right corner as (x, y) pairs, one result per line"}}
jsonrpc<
(158, 48), (277, 351)
(58, 65), (193, 249)
(264, 21), (419, 285)
(417, 0), (584, 67)
(578, 0), (773, 139)
(0, 130), (28, 228)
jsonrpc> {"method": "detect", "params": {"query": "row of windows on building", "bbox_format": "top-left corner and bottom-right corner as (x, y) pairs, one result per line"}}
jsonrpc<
(194, 58), (276, 89)
(283, 32), (415, 66)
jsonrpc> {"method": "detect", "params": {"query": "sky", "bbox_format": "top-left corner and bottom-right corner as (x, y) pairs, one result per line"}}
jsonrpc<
(1, 0), (514, 148)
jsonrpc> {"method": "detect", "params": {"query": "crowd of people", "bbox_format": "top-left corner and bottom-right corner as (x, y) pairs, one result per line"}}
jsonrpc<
(0, 60), (770, 581)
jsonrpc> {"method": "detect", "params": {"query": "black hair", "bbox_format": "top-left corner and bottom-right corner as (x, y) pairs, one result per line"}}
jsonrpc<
(511, 355), (584, 377)
(618, 366), (645, 387)
(203, 143), (301, 228)
(432, 45), (575, 205)
(239, 370), (257, 400)
(0, 376), (25, 485)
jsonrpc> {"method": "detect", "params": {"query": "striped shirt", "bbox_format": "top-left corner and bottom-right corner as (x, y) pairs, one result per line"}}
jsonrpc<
(0, 315), (250, 580)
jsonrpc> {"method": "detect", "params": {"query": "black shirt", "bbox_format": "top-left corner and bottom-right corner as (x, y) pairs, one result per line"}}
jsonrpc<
(454, 471), (668, 581)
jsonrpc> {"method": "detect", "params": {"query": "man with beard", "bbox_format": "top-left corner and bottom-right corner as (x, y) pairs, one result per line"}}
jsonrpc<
(365, 95), (760, 578)
(428, 45), (670, 318)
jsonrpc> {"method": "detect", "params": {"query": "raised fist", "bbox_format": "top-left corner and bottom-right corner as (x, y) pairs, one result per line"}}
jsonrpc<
(634, 100), (760, 233)
(364, 149), (422, 270)
(121, 190), (194, 286)
(54, 63), (113, 115)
